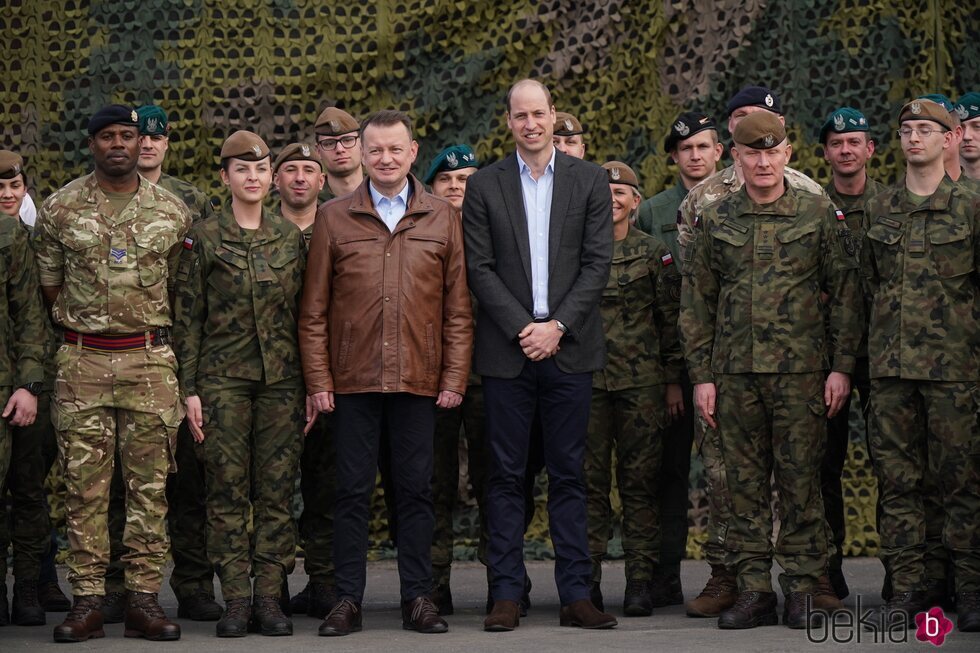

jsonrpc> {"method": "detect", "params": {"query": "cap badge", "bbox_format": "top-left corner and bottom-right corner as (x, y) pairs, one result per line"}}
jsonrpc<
(446, 151), (459, 168)
(763, 134), (775, 147)
(833, 114), (845, 131)
(698, 116), (710, 125)
(563, 119), (574, 132)
(463, 152), (474, 162)
(859, 117), (866, 125)
(12, 163), (20, 174)
(764, 94), (774, 108)
(610, 167), (621, 181)
(146, 117), (158, 133)
(130, 110), (138, 122)
(674, 120), (689, 136)
(251, 144), (262, 157)
(910, 101), (922, 115)
(956, 104), (969, 120)
(329, 120), (339, 131)
(301, 144), (311, 157)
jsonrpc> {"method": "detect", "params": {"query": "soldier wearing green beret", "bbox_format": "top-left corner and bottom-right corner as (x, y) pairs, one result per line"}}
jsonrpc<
(680, 111), (861, 629)
(313, 106), (363, 203)
(34, 104), (191, 642)
(860, 99), (980, 633)
(958, 92), (980, 181)
(585, 161), (682, 616)
(173, 131), (307, 638)
(0, 151), (52, 627)
(553, 112), (586, 159)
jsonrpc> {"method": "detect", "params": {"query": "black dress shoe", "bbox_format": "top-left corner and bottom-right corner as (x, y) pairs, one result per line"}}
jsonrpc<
(623, 580), (653, 617)
(216, 598), (250, 638)
(251, 595), (292, 636)
(717, 591), (779, 629)
(401, 596), (448, 633)
(177, 591), (223, 621)
(319, 598), (361, 636)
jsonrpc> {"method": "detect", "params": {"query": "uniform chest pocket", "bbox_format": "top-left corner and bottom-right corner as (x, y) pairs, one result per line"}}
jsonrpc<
(928, 220), (973, 278)
(208, 245), (249, 300)
(709, 222), (751, 277)
(617, 256), (655, 310)
(264, 245), (301, 303)
(866, 223), (904, 277)
(134, 230), (176, 287)
(776, 221), (821, 275)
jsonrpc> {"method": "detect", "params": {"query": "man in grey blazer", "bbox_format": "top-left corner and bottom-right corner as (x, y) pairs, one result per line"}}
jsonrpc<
(462, 79), (616, 631)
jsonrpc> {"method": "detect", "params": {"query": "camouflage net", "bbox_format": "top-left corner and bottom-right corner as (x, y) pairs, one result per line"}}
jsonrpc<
(2, 0), (976, 559)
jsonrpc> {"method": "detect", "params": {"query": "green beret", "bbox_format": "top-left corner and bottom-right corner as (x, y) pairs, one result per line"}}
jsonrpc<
(917, 93), (955, 113)
(88, 104), (139, 136)
(601, 161), (639, 188)
(273, 142), (321, 174)
(0, 150), (24, 179)
(220, 131), (271, 161)
(733, 111), (786, 149)
(819, 107), (869, 143)
(554, 112), (585, 136)
(955, 93), (980, 121)
(899, 99), (954, 131)
(136, 105), (170, 136)
(423, 144), (479, 185)
(314, 107), (359, 136)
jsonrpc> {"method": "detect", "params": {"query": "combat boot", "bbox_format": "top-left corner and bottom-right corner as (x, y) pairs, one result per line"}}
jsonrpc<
(53, 595), (105, 642)
(38, 580), (72, 612)
(812, 575), (844, 611)
(956, 591), (980, 632)
(306, 581), (338, 619)
(11, 580), (46, 626)
(176, 590), (223, 621)
(589, 581), (605, 612)
(783, 592), (820, 629)
(650, 571), (684, 607)
(289, 582), (311, 614)
(880, 591), (928, 628)
(686, 564), (737, 617)
(251, 594), (292, 636)
(216, 598), (251, 637)
(428, 582), (454, 616)
(124, 591), (180, 641)
(717, 590), (778, 629)
(623, 580), (653, 617)
(101, 590), (126, 624)
(0, 583), (8, 626)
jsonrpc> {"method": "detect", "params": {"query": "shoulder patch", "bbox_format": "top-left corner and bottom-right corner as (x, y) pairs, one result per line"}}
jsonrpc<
(183, 237), (194, 250)
(835, 209), (846, 221)
(661, 252), (674, 267)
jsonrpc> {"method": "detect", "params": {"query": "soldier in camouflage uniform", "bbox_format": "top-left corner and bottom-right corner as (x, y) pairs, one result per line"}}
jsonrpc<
(860, 99), (980, 632)
(0, 150), (49, 626)
(173, 131), (307, 638)
(675, 86), (831, 619)
(635, 112), (722, 607)
(817, 107), (888, 602)
(585, 161), (683, 617)
(313, 106), (363, 203)
(919, 94), (980, 194)
(33, 105), (191, 642)
(680, 112), (861, 629)
(958, 93), (980, 181)
(553, 112), (587, 159)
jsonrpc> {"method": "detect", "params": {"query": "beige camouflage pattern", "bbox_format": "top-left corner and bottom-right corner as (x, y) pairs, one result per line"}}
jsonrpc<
(33, 173), (192, 334)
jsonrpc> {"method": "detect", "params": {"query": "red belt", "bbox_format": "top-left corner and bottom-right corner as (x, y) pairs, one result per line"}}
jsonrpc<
(64, 329), (170, 352)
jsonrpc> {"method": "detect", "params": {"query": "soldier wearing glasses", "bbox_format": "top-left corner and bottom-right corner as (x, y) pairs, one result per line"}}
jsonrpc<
(313, 107), (363, 202)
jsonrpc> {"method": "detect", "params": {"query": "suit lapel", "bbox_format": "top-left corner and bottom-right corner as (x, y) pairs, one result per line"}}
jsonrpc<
(497, 155), (533, 285)
(548, 152), (572, 276)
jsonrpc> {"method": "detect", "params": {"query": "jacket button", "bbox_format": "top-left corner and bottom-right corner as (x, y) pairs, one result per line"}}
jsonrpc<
(386, 252), (391, 257)
(383, 341), (389, 346)
(384, 296), (390, 302)
(383, 385), (389, 390)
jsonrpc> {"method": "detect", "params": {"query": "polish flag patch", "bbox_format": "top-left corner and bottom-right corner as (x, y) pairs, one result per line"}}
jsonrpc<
(661, 252), (674, 267)
(835, 209), (846, 221)
(183, 237), (194, 250)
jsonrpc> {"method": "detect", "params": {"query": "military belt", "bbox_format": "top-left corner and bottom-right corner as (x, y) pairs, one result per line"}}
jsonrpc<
(64, 328), (171, 352)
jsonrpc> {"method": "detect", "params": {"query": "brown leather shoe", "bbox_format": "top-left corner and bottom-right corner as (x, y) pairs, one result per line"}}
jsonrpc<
(717, 591), (778, 629)
(686, 564), (738, 617)
(484, 599), (520, 632)
(53, 595), (105, 643)
(318, 598), (361, 636)
(812, 576), (844, 611)
(124, 591), (181, 641)
(401, 596), (448, 633)
(559, 599), (618, 629)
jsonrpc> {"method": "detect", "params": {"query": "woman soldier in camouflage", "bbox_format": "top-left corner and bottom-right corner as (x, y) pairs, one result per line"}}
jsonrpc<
(173, 132), (307, 638)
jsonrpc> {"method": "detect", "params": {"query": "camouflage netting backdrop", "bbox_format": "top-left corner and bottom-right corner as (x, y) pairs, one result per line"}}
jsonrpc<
(4, 0), (978, 560)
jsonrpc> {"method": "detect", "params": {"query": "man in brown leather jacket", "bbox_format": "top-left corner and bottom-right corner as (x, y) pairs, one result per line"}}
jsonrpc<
(298, 110), (473, 637)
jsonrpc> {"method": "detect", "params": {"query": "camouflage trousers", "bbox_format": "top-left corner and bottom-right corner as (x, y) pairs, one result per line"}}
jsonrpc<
(716, 372), (828, 595)
(298, 411), (335, 585)
(698, 406), (729, 568)
(658, 372), (694, 576)
(868, 378), (980, 593)
(431, 386), (486, 586)
(585, 386), (666, 583)
(197, 375), (304, 600)
(52, 343), (182, 596)
(0, 391), (54, 581)
(167, 420), (215, 599)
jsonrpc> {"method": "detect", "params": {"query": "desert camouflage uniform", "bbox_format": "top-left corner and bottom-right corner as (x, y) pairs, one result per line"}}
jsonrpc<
(860, 177), (980, 593)
(586, 227), (682, 584)
(173, 208), (306, 600)
(679, 184), (861, 594)
(33, 173), (191, 596)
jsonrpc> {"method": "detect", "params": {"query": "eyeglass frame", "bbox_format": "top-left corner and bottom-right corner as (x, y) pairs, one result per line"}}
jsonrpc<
(316, 134), (359, 151)
(896, 125), (948, 138)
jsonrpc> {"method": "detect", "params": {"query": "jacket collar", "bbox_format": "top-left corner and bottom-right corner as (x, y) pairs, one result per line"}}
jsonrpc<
(218, 206), (284, 246)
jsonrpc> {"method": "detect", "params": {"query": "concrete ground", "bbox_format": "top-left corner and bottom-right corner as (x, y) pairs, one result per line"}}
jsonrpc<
(2, 557), (978, 652)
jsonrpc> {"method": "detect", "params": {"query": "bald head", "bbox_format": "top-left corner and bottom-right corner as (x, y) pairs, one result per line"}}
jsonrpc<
(506, 79), (552, 113)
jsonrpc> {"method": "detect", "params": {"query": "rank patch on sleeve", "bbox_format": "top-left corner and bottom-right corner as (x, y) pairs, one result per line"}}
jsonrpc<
(183, 237), (194, 250)
(661, 252), (674, 267)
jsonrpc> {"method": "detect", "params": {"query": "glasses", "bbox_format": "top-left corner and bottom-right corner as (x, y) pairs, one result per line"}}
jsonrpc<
(316, 135), (358, 150)
(897, 126), (946, 138)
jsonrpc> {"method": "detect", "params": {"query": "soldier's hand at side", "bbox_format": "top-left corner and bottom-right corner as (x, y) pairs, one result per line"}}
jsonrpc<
(693, 383), (717, 429)
(824, 372), (851, 418)
(436, 390), (463, 409)
(666, 383), (684, 421)
(185, 395), (206, 443)
(3, 389), (37, 427)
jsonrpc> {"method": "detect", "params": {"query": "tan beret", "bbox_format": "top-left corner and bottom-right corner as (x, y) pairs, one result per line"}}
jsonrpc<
(273, 142), (322, 174)
(733, 111), (786, 149)
(601, 161), (639, 188)
(0, 150), (24, 179)
(220, 130), (270, 161)
(899, 98), (954, 131)
(314, 106), (359, 136)
(554, 111), (584, 136)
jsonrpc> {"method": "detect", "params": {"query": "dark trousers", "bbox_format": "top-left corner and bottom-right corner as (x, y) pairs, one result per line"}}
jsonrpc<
(333, 392), (436, 603)
(483, 358), (593, 605)
(658, 371), (694, 575)
(166, 421), (214, 599)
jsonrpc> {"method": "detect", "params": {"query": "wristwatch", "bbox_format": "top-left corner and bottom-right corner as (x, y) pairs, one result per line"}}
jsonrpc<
(20, 382), (43, 396)
(554, 319), (568, 335)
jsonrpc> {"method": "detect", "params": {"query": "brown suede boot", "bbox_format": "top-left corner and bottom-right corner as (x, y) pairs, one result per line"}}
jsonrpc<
(812, 575), (845, 610)
(53, 595), (105, 643)
(124, 591), (180, 641)
(686, 565), (738, 617)
(559, 599), (618, 629)
(484, 599), (520, 631)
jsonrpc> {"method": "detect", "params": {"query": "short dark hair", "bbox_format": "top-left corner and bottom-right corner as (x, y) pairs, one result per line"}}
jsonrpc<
(360, 110), (413, 141)
(506, 79), (553, 113)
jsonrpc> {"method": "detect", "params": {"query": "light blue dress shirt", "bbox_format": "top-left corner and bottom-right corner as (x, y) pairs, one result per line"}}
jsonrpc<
(369, 180), (411, 233)
(516, 148), (556, 319)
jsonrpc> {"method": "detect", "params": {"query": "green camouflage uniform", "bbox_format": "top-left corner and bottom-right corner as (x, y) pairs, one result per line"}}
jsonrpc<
(586, 227), (682, 584)
(173, 207), (306, 601)
(679, 184), (861, 595)
(635, 182), (694, 577)
(0, 218), (49, 582)
(860, 177), (980, 593)
(676, 164), (827, 572)
(33, 173), (191, 596)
